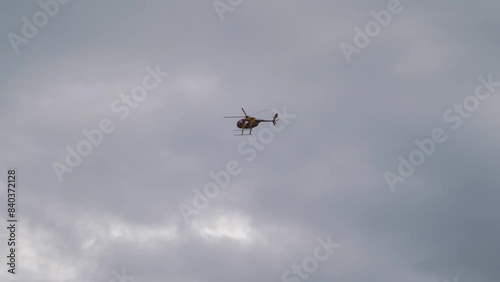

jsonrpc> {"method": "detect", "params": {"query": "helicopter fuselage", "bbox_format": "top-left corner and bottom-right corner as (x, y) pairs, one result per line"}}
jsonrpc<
(237, 118), (261, 129)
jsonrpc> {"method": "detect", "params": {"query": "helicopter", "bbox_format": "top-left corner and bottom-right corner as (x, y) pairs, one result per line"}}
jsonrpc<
(224, 108), (279, 136)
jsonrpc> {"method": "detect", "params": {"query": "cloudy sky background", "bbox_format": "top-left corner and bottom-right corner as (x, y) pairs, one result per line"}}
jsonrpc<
(1, 0), (499, 281)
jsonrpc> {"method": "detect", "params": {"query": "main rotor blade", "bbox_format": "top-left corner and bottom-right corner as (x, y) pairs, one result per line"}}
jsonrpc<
(241, 108), (248, 117)
(224, 116), (246, 118)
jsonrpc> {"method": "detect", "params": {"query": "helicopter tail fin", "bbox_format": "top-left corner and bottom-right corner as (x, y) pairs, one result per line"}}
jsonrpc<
(272, 113), (278, 125)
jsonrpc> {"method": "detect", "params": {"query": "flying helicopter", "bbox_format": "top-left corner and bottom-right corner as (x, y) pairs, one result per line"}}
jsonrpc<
(224, 108), (279, 136)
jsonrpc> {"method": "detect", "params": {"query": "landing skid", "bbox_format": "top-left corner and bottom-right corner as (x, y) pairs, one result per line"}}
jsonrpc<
(234, 129), (252, 136)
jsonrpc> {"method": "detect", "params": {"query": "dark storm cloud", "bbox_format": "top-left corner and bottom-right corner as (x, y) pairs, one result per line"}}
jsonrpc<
(0, 0), (499, 281)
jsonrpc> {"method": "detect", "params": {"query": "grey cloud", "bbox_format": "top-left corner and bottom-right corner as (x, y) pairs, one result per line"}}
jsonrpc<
(0, 0), (499, 281)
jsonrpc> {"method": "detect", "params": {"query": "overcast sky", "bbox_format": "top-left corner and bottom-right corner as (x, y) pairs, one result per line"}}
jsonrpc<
(1, 0), (500, 281)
